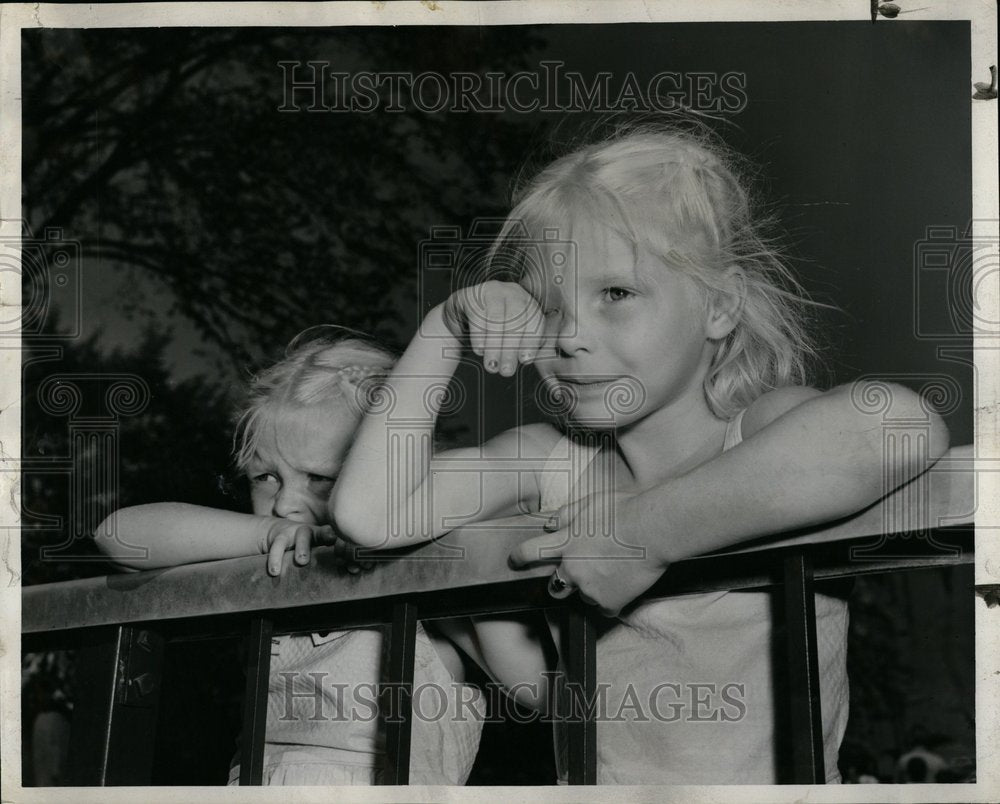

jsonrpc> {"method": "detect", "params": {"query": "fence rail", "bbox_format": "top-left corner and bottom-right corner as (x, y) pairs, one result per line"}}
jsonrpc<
(21, 446), (976, 785)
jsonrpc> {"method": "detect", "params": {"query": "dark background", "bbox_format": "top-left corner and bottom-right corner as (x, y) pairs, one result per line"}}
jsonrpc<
(20, 22), (975, 785)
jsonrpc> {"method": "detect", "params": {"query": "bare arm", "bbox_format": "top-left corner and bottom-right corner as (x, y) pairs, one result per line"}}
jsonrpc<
(434, 615), (557, 711)
(645, 382), (948, 561)
(332, 290), (560, 694)
(511, 382), (950, 615)
(94, 502), (334, 574)
(333, 298), (555, 549)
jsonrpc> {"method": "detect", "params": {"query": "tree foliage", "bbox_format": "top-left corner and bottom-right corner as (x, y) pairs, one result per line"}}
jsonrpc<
(23, 27), (546, 366)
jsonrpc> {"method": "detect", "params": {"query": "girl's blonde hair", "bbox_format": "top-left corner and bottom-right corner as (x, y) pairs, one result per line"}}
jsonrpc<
(492, 118), (818, 419)
(233, 326), (396, 470)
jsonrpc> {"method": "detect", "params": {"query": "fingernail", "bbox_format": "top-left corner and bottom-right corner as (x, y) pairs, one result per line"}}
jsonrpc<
(269, 563), (278, 576)
(296, 552), (307, 563)
(486, 359), (499, 372)
(544, 515), (559, 532)
(500, 363), (514, 376)
(519, 352), (532, 363)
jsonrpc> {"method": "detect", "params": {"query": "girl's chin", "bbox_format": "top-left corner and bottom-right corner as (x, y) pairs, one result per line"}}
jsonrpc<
(563, 405), (642, 431)
(558, 389), (646, 426)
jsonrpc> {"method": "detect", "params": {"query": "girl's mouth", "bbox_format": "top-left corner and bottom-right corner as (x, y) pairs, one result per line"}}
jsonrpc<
(552, 375), (616, 387)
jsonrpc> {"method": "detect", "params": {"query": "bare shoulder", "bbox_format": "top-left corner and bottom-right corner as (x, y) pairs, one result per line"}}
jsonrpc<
(741, 386), (824, 439)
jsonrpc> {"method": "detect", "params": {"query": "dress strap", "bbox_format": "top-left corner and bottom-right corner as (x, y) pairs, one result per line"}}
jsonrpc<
(537, 435), (602, 512)
(723, 408), (747, 452)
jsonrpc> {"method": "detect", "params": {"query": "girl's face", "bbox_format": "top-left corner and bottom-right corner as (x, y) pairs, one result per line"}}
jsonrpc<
(526, 223), (727, 430)
(247, 402), (359, 525)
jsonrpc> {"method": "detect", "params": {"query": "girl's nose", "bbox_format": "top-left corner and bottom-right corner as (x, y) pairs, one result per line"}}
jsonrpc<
(555, 309), (588, 355)
(273, 487), (309, 521)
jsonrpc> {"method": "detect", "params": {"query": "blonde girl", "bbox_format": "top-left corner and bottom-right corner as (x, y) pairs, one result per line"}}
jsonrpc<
(95, 328), (485, 785)
(332, 123), (948, 784)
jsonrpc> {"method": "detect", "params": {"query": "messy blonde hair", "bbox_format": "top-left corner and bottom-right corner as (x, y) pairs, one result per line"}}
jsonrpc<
(233, 326), (396, 471)
(492, 118), (819, 419)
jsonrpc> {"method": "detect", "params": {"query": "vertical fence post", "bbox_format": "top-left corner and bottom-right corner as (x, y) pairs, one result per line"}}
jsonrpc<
(239, 616), (273, 785)
(66, 626), (124, 785)
(782, 553), (825, 783)
(382, 602), (418, 785)
(564, 607), (597, 784)
(66, 625), (164, 785)
(107, 627), (164, 784)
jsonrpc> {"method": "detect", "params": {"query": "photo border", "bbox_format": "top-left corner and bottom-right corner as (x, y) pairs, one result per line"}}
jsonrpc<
(1, 2), (996, 802)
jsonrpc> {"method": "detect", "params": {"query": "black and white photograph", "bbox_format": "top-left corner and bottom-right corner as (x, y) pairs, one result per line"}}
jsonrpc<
(2, 2), (997, 800)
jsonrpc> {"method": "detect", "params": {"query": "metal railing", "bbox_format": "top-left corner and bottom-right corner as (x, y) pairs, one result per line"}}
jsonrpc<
(21, 446), (975, 786)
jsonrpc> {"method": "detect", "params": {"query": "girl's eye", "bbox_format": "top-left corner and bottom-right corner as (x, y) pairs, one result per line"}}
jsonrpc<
(251, 472), (278, 485)
(308, 473), (337, 484)
(603, 287), (633, 302)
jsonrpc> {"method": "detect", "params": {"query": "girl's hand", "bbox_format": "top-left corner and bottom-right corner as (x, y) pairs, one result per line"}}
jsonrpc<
(441, 281), (547, 377)
(260, 519), (338, 577)
(508, 491), (669, 618)
(261, 519), (377, 577)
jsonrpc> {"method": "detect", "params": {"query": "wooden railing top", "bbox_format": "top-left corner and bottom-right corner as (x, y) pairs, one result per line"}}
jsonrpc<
(22, 446), (976, 635)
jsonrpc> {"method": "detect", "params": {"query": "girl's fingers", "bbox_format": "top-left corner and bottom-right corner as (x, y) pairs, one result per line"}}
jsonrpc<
(333, 536), (349, 563)
(497, 297), (517, 376)
(508, 532), (566, 568)
(502, 289), (541, 375)
(465, 288), (486, 357)
(312, 525), (338, 547)
(543, 503), (571, 533)
(266, 525), (340, 575)
(505, 291), (533, 373)
(520, 294), (548, 366)
(524, 295), (545, 363)
(294, 525), (312, 565)
(481, 292), (505, 374)
(267, 531), (291, 576)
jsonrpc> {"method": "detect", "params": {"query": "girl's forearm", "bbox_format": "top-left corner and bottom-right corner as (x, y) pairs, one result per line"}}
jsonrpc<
(333, 305), (461, 548)
(642, 383), (949, 566)
(94, 503), (275, 569)
(469, 616), (555, 712)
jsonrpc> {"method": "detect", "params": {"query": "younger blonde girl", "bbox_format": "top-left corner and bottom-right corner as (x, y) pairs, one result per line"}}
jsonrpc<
(96, 328), (485, 785)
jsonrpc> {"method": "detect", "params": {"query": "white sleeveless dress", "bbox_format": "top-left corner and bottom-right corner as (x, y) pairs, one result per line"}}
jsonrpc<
(543, 411), (849, 784)
(229, 623), (485, 785)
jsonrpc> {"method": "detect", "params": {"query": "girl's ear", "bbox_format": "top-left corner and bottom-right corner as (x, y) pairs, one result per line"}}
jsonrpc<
(705, 267), (745, 340)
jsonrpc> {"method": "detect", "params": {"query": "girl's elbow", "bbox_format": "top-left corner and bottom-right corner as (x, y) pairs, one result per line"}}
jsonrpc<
(846, 381), (949, 445)
(925, 406), (950, 463)
(92, 511), (140, 569)
(330, 494), (385, 550)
